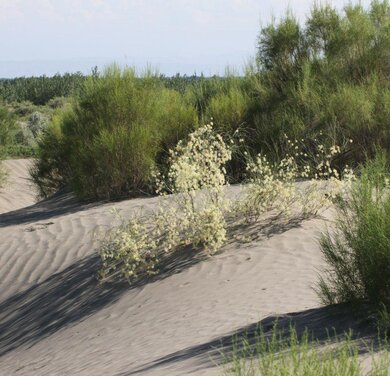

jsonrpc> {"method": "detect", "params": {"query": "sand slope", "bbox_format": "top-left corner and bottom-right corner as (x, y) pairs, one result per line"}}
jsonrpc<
(0, 159), (36, 214)
(0, 160), (370, 375)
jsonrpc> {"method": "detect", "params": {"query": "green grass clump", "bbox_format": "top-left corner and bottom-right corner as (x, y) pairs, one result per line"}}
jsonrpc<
(206, 86), (249, 133)
(0, 161), (7, 188)
(0, 105), (16, 150)
(318, 152), (390, 313)
(221, 324), (389, 376)
(32, 66), (197, 200)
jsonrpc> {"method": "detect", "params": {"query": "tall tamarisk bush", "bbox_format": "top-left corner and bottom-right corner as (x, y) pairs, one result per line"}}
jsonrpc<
(245, 1), (390, 162)
(318, 152), (390, 309)
(32, 66), (197, 200)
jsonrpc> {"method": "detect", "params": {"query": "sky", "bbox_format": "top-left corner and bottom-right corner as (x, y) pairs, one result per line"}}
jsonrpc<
(0, 0), (371, 78)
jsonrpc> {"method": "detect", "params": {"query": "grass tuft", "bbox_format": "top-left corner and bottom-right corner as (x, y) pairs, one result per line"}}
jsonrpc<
(220, 324), (389, 376)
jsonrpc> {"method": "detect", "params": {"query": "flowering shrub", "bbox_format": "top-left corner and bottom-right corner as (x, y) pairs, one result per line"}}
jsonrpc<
(98, 124), (232, 281)
(98, 215), (158, 280)
(154, 123), (231, 253)
(238, 136), (355, 222)
(162, 124), (231, 194)
(97, 126), (355, 282)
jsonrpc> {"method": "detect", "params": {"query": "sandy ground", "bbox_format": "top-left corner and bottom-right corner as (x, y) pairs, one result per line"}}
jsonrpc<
(0, 160), (377, 375)
(0, 159), (36, 214)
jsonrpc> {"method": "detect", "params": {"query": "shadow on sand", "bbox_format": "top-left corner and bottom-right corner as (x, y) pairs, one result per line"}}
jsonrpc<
(0, 244), (209, 357)
(128, 304), (380, 375)
(0, 204), (345, 376)
(0, 190), (93, 228)
(0, 209), (320, 359)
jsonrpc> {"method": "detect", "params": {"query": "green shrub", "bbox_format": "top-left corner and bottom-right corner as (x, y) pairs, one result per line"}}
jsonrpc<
(3, 144), (38, 158)
(14, 122), (35, 147)
(0, 159), (7, 188)
(318, 152), (390, 309)
(221, 323), (389, 375)
(0, 105), (16, 151)
(31, 110), (68, 197)
(33, 66), (197, 200)
(184, 75), (243, 122)
(47, 96), (68, 109)
(8, 101), (37, 117)
(206, 87), (249, 133)
(27, 111), (48, 137)
(326, 84), (375, 144)
(246, 1), (390, 162)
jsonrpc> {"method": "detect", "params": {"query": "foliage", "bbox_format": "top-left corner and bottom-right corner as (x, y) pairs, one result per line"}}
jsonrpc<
(318, 152), (390, 310)
(0, 98), (63, 158)
(155, 123), (232, 252)
(98, 124), (232, 280)
(98, 126), (353, 283)
(30, 110), (68, 197)
(0, 105), (16, 151)
(238, 136), (355, 223)
(221, 323), (390, 375)
(2, 145), (38, 158)
(245, 1), (390, 161)
(24, 1), (390, 197)
(205, 87), (249, 133)
(32, 66), (198, 200)
(0, 73), (85, 105)
(0, 161), (7, 188)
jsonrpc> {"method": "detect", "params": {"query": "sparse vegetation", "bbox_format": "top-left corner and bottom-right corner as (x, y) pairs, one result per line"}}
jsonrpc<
(2, 1), (390, 375)
(318, 152), (390, 316)
(98, 124), (231, 280)
(0, 162), (7, 188)
(97, 125), (352, 282)
(221, 323), (390, 376)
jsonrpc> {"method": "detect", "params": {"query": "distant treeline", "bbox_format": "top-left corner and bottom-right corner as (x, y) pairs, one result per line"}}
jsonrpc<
(0, 71), (232, 105)
(0, 73), (86, 105)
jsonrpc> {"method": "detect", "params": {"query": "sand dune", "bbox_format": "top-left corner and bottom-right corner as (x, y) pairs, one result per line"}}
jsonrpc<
(0, 160), (372, 375)
(0, 159), (37, 214)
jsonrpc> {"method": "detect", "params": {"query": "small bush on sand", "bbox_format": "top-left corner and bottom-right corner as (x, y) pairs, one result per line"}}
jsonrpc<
(154, 123), (232, 253)
(318, 152), (390, 311)
(98, 124), (232, 280)
(221, 323), (389, 376)
(98, 125), (354, 282)
(238, 136), (354, 223)
(30, 110), (69, 197)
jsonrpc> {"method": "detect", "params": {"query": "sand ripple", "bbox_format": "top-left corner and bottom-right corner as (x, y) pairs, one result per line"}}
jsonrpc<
(0, 161), (346, 376)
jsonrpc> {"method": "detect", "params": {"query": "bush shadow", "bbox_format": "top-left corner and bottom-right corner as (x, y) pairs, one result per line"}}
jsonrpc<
(0, 190), (95, 228)
(0, 244), (208, 357)
(226, 213), (311, 246)
(128, 304), (382, 375)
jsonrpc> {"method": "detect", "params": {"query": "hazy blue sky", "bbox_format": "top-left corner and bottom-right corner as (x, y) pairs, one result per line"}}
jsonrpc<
(0, 0), (371, 77)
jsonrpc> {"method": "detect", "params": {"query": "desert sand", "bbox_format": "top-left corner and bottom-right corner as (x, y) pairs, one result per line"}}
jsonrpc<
(0, 160), (373, 375)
